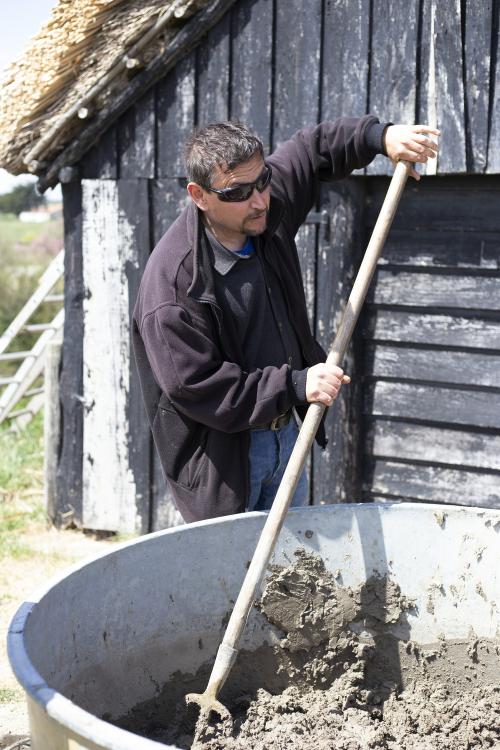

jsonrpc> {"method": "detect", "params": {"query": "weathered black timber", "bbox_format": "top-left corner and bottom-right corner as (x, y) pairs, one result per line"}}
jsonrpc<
(366, 381), (500, 429)
(196, 11), (231, 124)
(39, 0), (500, 189)
(361, 176), (500, 508)
(365, 310), (500, 349)
(365, 460), (500, 507)
(120, 180), (151, 532)
(366, 0), (419, 175)
(377, 229), (500, 268)
(367, 176), (500, 231)
(151, 180), (190, 244)
(56, 182), (84, 527)
(313, 180), (366, 504)
(464, 0), (492, 172)
(487, 0), (500, 171)
(157, 53), (196, 178)
(434, 2), (467, 172)
(322, 0), (370, 120)
(272, 0), (322, 359)
(81, 126), (118, 180)
(118, 90), (155, 179)
(415, 0), (432, 128)
(365, 344), (500, 388)
(230, 0), (273, 151)
(366, 422), (500, 471)
(273, 0), (322, 147)
(371, 271), (500, 310)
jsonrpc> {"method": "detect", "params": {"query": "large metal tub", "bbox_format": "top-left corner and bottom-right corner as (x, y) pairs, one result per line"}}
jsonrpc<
(8, 502), (500, 749)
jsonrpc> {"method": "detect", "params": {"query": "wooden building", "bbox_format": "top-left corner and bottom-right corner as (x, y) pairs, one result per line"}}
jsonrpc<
(1, 0), (499, 532)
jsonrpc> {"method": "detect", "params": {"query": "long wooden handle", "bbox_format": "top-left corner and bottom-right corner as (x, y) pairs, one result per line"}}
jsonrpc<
(205, 160), (412, 698)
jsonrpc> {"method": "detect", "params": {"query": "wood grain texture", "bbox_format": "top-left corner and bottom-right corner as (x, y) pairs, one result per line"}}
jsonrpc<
(56, 182), (84, 527)
(118, 89), (155, 179)
(296, 222), (317, 333)
(196, 11), (231, 125)
(464, 0), (492, 172)
(371, 269), (500, 311)
(230, 0), (273, 150)
(313, 180), (366, 504)
(433, 0), (467, 172)
(365, 343), (500, 388)
(366, 177), (500, 232)
(119, 180), (151, 533)
(151, 179), (190, 245)
(366, 0), (419, 175)
(365, 459), (500, 508)
(366, 380), (500, 429)
(487, 0), (500, 172)
(365, 309), (500, 350)
(273, 0), (322, 146)
(322, 0), (370, 119)
(81, 180), (143, 533)
(81, 126), (118, 180)
(156, 52), (196, 178)
(367, 420), (500, 471)
(379, 229), (500, 270)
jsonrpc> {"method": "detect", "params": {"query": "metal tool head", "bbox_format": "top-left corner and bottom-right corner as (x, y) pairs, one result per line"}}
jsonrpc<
(185, 690), (233, 745)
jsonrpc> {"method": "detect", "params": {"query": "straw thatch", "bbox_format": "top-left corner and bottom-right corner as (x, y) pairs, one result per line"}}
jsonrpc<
(0, 0), (212, 175)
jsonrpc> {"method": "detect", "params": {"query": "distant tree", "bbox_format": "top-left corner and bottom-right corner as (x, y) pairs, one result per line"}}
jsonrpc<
(0, 183), (46, 215)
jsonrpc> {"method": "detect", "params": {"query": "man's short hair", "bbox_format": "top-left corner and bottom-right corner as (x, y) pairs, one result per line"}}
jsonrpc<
(184, 121), (264, 189)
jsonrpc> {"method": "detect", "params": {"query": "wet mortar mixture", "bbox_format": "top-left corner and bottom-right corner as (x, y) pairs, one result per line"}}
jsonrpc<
(120, 550), (500, 749)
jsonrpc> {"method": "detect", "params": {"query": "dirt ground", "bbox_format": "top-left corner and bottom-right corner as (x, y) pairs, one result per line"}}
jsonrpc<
(0, 523), (121, 749)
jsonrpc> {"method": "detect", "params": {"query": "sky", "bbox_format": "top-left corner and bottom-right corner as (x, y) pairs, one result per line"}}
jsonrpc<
(1, 1), (60, 196)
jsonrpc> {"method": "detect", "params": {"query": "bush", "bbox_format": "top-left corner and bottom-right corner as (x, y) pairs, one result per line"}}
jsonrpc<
(0, 183), (45, 215)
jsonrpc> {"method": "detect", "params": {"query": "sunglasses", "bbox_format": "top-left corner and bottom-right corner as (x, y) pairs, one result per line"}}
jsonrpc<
(206, 164), (272, 202)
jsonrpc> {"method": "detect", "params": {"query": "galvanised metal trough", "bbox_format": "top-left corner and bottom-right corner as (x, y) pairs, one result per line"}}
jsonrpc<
(8, 502), (500, 749)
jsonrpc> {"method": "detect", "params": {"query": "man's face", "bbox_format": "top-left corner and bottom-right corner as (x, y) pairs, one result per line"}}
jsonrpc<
(188, 153), (271, 247)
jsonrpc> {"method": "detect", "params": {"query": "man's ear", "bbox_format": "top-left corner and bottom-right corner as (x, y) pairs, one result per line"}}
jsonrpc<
(187, 182), (209, 211)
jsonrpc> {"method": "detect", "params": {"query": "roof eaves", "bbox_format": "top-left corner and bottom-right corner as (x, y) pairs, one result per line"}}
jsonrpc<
(37, 0), (238, 190)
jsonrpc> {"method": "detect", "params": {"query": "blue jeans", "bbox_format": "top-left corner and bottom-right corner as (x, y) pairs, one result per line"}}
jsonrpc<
(247, 417), (309, 511)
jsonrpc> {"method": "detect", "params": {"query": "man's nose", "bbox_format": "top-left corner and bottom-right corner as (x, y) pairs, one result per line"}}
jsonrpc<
(249, 186), (269, 209)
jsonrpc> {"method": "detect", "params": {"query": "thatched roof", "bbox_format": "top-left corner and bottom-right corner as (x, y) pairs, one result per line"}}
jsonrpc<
(0, 0), (233, 184)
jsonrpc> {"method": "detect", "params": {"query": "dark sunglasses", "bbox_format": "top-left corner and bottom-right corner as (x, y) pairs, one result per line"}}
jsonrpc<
(206, 164), (272, 202)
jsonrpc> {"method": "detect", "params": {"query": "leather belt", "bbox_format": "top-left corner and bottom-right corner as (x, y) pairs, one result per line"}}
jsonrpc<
(252, 410), (292, 431)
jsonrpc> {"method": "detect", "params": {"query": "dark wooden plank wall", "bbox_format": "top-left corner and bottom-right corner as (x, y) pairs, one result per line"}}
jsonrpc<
(362, 176), (500, 509)
(62, 0), (500, 528)
(77, 0), (500, 183)
(56, 182), (84, 527)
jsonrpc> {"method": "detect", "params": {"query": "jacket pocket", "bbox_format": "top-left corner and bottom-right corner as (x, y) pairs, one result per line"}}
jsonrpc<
(152, 393), (208, 490)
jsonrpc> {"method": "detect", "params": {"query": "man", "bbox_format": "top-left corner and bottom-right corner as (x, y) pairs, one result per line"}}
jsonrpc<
(133, 117), (438, 522)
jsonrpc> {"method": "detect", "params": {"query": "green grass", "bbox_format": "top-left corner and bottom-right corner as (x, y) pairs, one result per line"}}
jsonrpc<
(0, 214), (62, 247)
(0, 414), (46, 559)
(0, 413), (44, 493)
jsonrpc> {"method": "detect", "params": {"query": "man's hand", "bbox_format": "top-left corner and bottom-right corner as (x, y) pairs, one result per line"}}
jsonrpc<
(306, 362), (350, 406)
(384, 124), (440, 180)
